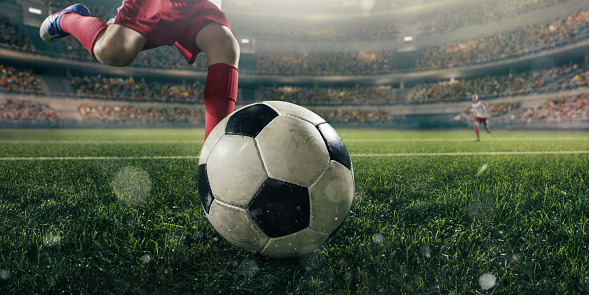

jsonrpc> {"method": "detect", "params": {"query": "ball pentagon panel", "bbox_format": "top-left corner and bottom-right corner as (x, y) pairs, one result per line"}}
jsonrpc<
(247, 178), (310, 238)
(225, 103), (278, 137)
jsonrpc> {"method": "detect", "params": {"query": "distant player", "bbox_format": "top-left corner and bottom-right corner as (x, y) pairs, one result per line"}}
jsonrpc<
(471, 94), (490, 142)
(39, 0), (239, 139)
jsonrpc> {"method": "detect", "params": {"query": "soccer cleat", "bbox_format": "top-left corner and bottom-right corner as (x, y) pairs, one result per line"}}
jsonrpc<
(487, 130), (491, 134)
(473, 139), (480, 142)
(39, 4), (90, 42)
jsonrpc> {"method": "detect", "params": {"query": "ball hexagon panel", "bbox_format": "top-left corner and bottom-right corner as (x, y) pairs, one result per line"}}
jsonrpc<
(263, 101), (325, 126)
(225, 103), (279, 137)
(207, 135), (267, 208)
(261, 227), (330, 258)
(308, 161), (355, 234)
(199, 114), (229, 165)
(256, 116), (330, 187)
(207, 200), (269, 253)
(248, 178), (310, 238)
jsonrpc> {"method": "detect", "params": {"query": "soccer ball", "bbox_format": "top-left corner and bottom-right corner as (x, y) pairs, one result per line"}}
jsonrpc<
(197, 101), (354, 258)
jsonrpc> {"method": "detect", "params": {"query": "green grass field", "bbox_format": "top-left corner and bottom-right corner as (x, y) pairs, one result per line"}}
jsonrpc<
(0, 128), (588, 294)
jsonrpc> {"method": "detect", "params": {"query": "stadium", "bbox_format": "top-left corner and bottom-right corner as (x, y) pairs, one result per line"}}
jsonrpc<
(0, 0), (588, 294)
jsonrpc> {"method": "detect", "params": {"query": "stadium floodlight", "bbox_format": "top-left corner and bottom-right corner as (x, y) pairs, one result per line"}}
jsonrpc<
(403, 36), (414, 42)
(28, 7), (42, 15)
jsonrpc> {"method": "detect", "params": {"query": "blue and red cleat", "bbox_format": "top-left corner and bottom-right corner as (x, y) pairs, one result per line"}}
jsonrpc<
(39, 3), (90, 42)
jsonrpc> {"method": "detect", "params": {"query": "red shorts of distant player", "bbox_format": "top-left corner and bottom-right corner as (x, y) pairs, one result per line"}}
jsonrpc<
(475, 117), (488, 124)
(111, 0), (230, 64)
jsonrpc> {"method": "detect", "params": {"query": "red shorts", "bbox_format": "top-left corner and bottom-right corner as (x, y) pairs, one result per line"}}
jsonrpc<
(111, 0), (231, 64)
(475, 117), (488, 124)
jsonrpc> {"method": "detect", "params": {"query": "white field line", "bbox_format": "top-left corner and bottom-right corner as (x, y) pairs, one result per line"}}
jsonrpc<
(0, 140), (201, 144)
(0, 150), (587, 161)
(352, 151), (589, 157)
(343, 137), (589, 142)
(0, 137), (587, 144)
(0, 156), (199, 161)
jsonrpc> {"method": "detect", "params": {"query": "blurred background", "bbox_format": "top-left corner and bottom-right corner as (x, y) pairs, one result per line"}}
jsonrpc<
(0, 0), (588, 129)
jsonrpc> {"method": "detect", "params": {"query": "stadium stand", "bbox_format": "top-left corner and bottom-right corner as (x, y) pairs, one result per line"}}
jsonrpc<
(0, 0), (587, 128)
(0, 98), (60, 125)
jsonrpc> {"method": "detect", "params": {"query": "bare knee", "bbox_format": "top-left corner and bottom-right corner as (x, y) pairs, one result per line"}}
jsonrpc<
(93, 25), (146, 67)
(216, 34), (240, 67)
(94, 41), (136, 67)
(195, 24), (240, 67)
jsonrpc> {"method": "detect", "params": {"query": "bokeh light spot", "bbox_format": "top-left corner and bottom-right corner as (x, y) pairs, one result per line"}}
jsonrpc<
(113, 167), (152, 204)
(44, 232), (61, 247)
(140, 254), (151, 265)
(0, 269), (9, 280)
(479, 272), (496, 290)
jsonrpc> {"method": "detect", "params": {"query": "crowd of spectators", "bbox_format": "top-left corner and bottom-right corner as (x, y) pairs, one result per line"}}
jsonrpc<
(40, 0), (571, 50)
(314, 108), (393, 126)
(314, 99), (582, 126)
(513, 92), (589, 125)
(59, 61), (589, 108)
(454, 93), (589, 126)
(0, 99), (60, 124)
(416, 8), (589, 70)
(255, 50), (394, 75)
(78, 103), (396, 126)
(0, 0), (587, 127)
(0, 15), (35, 53)
(561, 67), (589, 90)
(0, 0), (582, 76)
(70, 75), (204, 103)
(223, 0), (428, 15)
(3, 2), (582, 76)
(250, 24), (401, 43)
(417, 0), (573, 35)
(312, 92), (588, 128)
(78, 104), (205, 125)
(0, 65), (46, 94)
(258, 85), (394, 105)
(244, 0), (571, 43)
(252, 7), (588, 75)
(223, 0), (565, 18)
(408, 63), (581, 103)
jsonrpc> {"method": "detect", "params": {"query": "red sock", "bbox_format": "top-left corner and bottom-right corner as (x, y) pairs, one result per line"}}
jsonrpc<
(59, 13), (107, 58)
(475, 128), (480, 139)
(204, 63), (239, 140)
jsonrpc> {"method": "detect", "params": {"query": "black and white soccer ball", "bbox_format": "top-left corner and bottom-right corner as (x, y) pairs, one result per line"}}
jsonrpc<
(198, 101), (354, 258)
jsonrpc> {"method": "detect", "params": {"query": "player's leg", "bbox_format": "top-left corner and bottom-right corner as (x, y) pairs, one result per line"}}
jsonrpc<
(484, 119), (491, 133)
(40, 3), (146, 67)
(473, 119), (481, 142)
(195, 23), (240, 139)
(93, 25), (147, 67)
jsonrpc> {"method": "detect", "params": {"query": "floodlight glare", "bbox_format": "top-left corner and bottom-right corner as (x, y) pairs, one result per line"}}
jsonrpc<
(28, 7), (42, 15)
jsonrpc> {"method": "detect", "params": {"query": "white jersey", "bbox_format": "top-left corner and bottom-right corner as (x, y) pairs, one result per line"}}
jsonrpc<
(472, 100), (489, 118)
